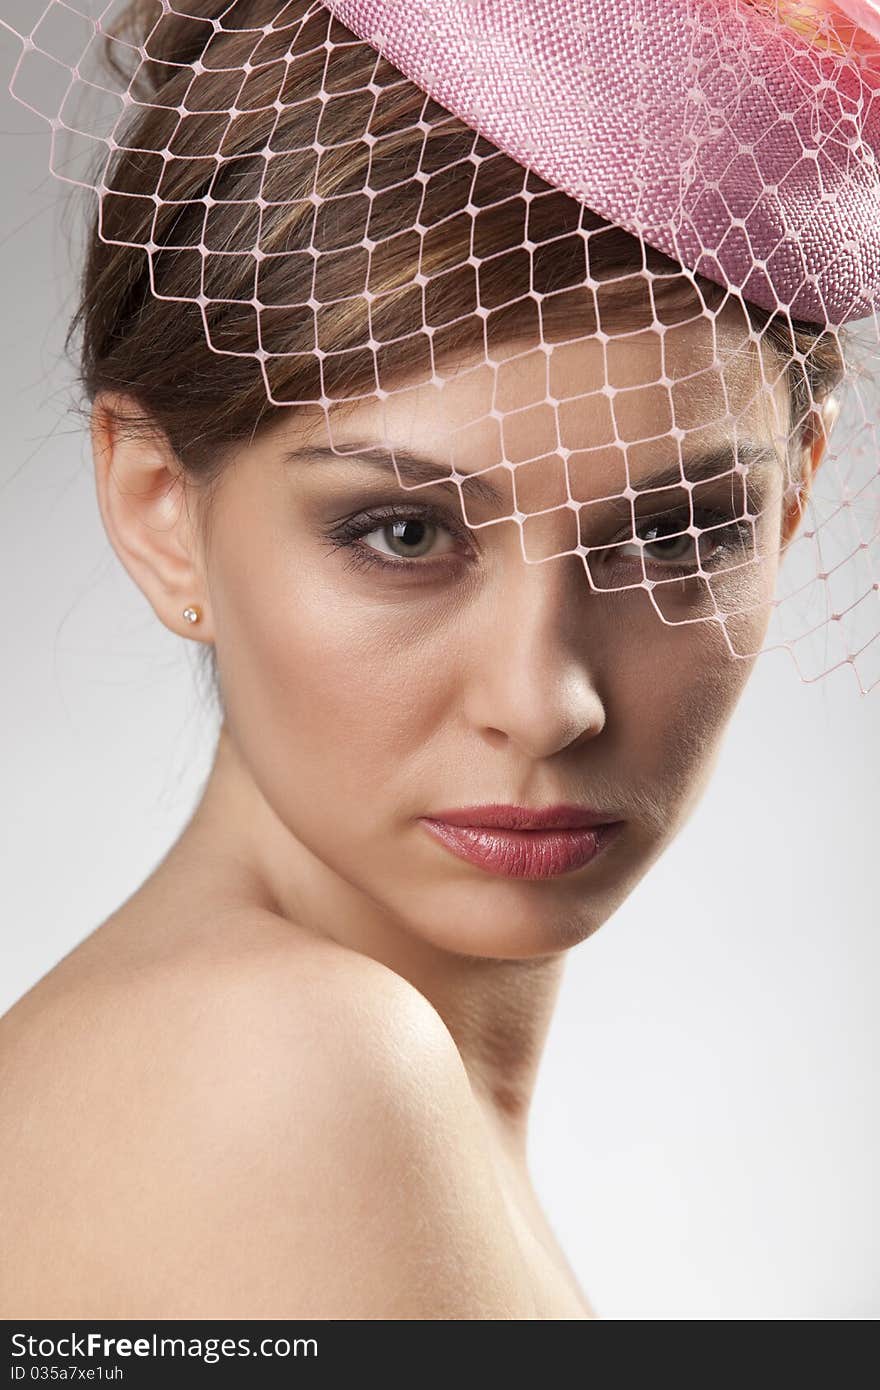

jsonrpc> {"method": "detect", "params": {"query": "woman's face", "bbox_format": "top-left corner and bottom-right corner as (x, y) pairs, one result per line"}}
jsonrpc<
(197, 308), (795, 957)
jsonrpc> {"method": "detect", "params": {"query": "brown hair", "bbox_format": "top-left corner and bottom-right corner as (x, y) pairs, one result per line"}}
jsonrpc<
(68, 0), (846, 691)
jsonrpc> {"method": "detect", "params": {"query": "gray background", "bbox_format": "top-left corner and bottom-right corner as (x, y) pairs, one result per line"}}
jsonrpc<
(2, 14), (878, 1319)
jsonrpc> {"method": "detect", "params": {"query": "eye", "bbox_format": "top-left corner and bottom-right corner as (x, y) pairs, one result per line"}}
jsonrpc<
(322, 502), (469, 577)
(603, 507), (756, 576)
(359, 514), (457, 561)
(618, 518), (701, 566)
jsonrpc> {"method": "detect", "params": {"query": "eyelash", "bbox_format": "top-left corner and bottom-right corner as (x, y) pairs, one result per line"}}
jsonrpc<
(323, 501), (756, 579)
(324, 503), (471, 577)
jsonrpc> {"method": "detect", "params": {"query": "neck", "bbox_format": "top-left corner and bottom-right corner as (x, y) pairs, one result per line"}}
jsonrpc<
(170, 720), (567, 1162)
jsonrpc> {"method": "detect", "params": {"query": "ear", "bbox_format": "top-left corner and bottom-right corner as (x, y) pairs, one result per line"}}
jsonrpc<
(90, 392), (215, 643)
(779, 393), (841, 553)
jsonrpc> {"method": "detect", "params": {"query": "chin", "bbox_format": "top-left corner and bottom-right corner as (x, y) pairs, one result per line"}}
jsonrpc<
(405, 883), (618, 961)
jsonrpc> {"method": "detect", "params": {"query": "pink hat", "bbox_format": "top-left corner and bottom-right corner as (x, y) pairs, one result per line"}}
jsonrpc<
(325, 0), (880, 325)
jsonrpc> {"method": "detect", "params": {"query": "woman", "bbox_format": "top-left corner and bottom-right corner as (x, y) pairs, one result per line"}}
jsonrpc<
(0, 0), (874, 1319)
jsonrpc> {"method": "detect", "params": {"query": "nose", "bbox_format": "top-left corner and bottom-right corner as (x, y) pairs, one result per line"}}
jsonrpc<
(463, 548), (607, 758)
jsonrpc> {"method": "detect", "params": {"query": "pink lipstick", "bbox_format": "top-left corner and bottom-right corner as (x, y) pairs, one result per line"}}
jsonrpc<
(418, 803), (625, 879)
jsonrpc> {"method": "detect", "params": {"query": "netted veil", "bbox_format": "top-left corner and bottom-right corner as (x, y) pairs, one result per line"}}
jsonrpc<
(3, 0), (880, 691)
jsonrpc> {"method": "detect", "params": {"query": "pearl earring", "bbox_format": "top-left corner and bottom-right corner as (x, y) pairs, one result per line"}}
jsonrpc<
(182, 605), (201, 624)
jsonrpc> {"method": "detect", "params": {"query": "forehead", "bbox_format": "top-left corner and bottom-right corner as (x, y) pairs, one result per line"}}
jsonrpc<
(300, 309), (789, 504)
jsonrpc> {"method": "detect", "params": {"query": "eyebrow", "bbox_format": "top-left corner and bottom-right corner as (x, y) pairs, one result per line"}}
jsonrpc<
(281, 439), (505, 506)
(628, 441), (781, 495)
(280, 437), (782, 505)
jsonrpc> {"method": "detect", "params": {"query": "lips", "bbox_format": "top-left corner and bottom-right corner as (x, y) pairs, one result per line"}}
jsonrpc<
(425, 802), (615, 830)
(419, 806), (625, 879)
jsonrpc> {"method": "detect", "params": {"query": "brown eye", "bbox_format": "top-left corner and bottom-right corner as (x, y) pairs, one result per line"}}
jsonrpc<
(323, 501), (471, 578)
(361, 516), (455, 560)
(600, 508), (755, 581)
(631, 523), (699, 566)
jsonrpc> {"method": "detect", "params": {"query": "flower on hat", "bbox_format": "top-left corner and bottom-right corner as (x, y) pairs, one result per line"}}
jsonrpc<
(739, 0), (880, 73)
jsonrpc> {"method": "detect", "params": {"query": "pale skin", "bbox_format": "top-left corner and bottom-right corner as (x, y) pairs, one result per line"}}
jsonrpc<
(0, 307), (837, 1319)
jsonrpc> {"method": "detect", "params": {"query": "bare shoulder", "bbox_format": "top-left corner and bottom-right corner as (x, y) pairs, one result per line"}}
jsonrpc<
(0, 913), (536, 1319)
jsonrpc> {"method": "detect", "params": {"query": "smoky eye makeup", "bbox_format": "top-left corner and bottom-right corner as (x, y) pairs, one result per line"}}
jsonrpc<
(317, 495), (476, 579)
(591, 471), (774, 578)
(305, 449), (778, 584)
(316, 492), (771, 585)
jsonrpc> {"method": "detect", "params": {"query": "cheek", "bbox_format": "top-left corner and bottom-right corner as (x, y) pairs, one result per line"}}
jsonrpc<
(205, 513), (449, 824)
(609, 589), (758, 811)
